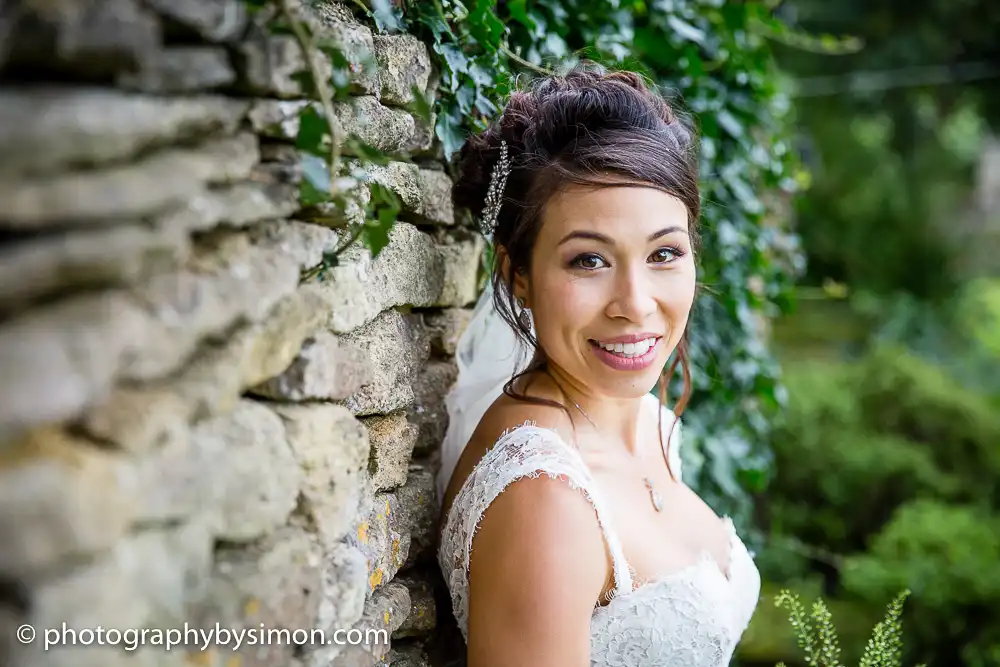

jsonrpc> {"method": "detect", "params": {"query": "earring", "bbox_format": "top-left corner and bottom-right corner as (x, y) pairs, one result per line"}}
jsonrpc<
(516, 297), (531, 330)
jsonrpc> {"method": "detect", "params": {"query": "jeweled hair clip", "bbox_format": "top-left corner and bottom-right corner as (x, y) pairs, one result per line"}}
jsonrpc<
(479, 140), (511, 238)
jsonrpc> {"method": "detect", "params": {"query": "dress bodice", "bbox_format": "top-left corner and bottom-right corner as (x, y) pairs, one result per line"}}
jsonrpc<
(437, 398), (761, 667)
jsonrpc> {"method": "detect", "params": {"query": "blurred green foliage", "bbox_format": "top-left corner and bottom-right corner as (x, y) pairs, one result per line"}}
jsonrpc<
(754, 324), (1000, 666)
(774, 0), (1000, 299)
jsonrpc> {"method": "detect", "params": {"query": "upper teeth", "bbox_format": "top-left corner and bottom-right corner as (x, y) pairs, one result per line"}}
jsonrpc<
(598, 338), (656, 356)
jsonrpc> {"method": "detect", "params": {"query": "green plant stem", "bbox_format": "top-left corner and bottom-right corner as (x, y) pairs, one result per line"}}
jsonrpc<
(501, 44), (555, 75)
(278, 0), (345, 195)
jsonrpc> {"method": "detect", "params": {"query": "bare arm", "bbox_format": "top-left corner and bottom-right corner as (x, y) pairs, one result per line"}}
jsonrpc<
(465, 474), (610, 667)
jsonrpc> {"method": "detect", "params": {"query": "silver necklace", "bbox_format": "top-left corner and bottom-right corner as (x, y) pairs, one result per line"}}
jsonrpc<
(568, 399), (664, 513)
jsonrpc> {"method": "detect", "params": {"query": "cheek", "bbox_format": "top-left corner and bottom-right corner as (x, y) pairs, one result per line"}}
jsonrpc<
(530, 275), (603, 341)
(660, 268), (697, 329)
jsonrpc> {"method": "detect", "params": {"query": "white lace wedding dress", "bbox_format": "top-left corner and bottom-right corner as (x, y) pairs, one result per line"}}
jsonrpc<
(437, 395), (761, 666)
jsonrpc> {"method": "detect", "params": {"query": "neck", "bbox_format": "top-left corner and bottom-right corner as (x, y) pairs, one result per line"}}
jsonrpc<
(544, 365), (650, 454)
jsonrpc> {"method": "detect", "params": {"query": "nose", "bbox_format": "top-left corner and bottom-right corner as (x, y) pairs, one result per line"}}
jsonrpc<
(605, 264), (658, 323)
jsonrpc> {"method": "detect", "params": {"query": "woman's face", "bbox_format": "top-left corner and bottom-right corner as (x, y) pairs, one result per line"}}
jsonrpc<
(517, 183), (697, 399)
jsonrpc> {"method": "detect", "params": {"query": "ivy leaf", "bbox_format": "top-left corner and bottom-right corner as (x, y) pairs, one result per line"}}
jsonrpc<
(437, 43), (470, 89)
(467, 0), (505, 50)
(363, 211), (394, 258)
(437, 106), (468, 159)
(296, 107), (329, 156)
(406, 84), (435, 123)
(456, 81), (477, 114)
(363, 183), (399, 258)
(507, 0), (536, 30)
(300, 154), (331, 207)
(667, 16), (706, 45)
(371, 0), (404, 33)
(474, 90), (499, 116)
(468, 61), (496, 88)
(344, 136), (393, 166)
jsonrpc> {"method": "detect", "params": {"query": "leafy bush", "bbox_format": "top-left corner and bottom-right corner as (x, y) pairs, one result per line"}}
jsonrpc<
(842, 501), (1000, 667)
(760, 343), (1000, 666)
(764, 358), (961, 556)
(853, 345), (1000, 503)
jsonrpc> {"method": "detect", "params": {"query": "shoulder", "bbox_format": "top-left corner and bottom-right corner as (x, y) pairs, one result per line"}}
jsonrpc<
(441, 393), (580, 508)
(464, 454), (609, 663)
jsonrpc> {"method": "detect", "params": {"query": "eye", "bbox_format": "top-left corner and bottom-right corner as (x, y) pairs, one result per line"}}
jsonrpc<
(649, 246), (684, 264)
(571, 253), (608, 270)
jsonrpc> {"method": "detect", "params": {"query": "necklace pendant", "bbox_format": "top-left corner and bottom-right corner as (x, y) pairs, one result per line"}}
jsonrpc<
(644, 477), (664, 512)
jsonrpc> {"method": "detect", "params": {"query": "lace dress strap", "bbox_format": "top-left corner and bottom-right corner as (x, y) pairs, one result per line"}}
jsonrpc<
(439, 424), (633, 637)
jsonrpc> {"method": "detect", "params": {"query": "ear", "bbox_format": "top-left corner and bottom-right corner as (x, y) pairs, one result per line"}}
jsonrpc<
(496, 246), (532, 308)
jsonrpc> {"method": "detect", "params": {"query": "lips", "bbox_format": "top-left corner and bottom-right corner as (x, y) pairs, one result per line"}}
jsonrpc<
(590, 333), (662, 358)
(588, 336), (663, 371)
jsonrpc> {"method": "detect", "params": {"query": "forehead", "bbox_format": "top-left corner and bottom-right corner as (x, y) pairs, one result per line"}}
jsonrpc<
(537, 184), (690, 241)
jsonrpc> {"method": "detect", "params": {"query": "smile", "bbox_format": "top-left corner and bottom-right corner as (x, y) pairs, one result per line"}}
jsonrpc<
(587, 335), (663, 371)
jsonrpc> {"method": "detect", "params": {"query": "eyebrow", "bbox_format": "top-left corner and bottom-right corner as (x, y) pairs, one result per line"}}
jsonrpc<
(556, 226), (688, 247)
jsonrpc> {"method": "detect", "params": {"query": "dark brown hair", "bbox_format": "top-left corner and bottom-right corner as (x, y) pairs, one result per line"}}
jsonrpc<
(452, 61), (701, 477)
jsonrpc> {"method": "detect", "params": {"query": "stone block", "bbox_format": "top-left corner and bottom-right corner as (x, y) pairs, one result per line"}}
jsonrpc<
(0, 291), (150, 445)
(306, 542), (369, 667)
(187, 526), (324, 667)
(246, 219), (341, 270)
(16, 643), (188, 667)
(0, 88), (247, 178)
(342, 310), (430, 417)
(144, 0), (249, 42)
(249, 97), (419, 155)
(335, 96), (418, 154)
(415, 168), (455, 225)
(396, 463), (438, 570)
(273, 404), (370, 548)
(122, 227), (304, 381)
(363, 412), (418, 492)
(118, 46), (236, 92)
(330, 583), (407, 667)
(238, 28), (331, 98)
(406, 111), (438, 156)
(247, 98), (309, 140)
(0, 428), (137, 581)
(349, 490), (411, 597)
(141, 400), (301, 539)
(0, 133), (260, 229)
(3, 0), (162, 81)
(153, 179), (299, 232)
(310, 223), (443, 334)
(0, 224), (189, 312)
(251, 331), (373, 402)
(387, 642), (432, 667)
(423, 309), (473, 357)
(392, 574), (436, 639)
(309, 1), (380, 96)
(372, 34), (432, 106)
(436, 235), (485, 307)
(210, 401), (303, 540)
(23, 519), (212, 648)
(83, 286), (327, 454)
(409, 360), (458, 456)
(357, 162), (454, 226)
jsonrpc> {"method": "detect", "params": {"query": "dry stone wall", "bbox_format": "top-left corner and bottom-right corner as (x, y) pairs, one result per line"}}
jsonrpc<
(0, 2), (478, 666)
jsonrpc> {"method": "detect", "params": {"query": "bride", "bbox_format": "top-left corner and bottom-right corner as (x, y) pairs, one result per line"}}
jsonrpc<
(435, 62), (761, 666)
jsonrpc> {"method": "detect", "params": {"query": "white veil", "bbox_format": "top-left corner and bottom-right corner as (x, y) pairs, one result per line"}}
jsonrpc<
(436, 279), (534, 501)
